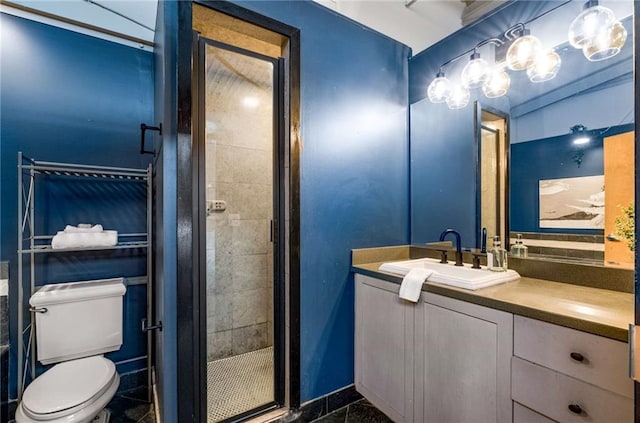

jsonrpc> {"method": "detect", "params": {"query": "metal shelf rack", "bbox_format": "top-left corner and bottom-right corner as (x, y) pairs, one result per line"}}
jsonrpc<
(17, 152), (153, 401)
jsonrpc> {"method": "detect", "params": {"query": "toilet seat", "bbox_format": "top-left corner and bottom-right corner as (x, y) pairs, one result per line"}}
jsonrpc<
(19, 356), (118, 422)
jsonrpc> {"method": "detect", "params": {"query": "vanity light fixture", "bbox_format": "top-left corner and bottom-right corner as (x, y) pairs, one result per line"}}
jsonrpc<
(568, 0), (614, 49)
(582, 20), (627, 61)
(446, 85), (470, 110)
(506, 25), (542, 71)
(527, 49), (561, 82)
(427, 70), (453, 103)
(571, 124), (591, 145)
(482, 67), (510, 98)
(461, 50), (490, 89)
(569, 0), (626, 62)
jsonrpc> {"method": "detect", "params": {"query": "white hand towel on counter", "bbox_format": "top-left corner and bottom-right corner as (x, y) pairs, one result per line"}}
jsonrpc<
(64, 224), (104, 233)
(51, 230), (118, 249)
(398, 268), (434, 303)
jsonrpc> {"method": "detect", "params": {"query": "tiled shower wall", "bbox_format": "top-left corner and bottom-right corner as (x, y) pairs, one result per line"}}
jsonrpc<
(205, 77), (274, 362)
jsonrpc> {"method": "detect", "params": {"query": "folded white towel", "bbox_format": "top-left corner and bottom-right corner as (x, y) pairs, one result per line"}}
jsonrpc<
(64, 224), (104, 233)
(399, 268), (434, 303)
(51, 230), (118, 249)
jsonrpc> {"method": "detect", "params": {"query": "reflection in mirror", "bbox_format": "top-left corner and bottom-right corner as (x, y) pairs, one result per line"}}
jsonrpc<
(409, 0), (634, 269)
(504, 0), (634, 267)
(510, 124), (634, 268)
(476, 106), (508, 249)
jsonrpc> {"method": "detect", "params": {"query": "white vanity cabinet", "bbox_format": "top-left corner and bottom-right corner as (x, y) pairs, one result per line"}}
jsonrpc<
(415, 293), (513, 423)
(354, 271), (632, 423)
(512, 316), (633, 423)
(354, 274), (415, 423)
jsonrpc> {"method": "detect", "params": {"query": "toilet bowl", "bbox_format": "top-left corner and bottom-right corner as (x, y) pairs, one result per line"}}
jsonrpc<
(16, 356), (119, 423)
(15, 279), (126, 423)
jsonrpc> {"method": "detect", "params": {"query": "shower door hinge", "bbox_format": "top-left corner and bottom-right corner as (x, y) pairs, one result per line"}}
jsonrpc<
(142, 318), (163, 332)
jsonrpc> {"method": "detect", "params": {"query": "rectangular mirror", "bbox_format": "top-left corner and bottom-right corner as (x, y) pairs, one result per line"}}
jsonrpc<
(410, 0), (634, 269)
(507, 0), (633, 268)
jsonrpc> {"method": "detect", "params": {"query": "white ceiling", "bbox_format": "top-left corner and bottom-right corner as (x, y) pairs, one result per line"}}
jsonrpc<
(1, 0), (158, 50)
(313, 0), (466, 53)
(1, 0), (475, 54)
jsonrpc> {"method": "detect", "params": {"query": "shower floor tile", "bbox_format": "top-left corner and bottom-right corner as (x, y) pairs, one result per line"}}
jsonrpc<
(208, 346), (274, 422)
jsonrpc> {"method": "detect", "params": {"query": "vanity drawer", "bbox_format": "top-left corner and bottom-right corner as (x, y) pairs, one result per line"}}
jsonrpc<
(514, 315), (632, 398)
(512, 357), (632, 423)
(514, 402), (555, 423)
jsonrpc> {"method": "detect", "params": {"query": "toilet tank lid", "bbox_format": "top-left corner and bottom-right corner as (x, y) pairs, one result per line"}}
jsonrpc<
(30, 278), (126, 307)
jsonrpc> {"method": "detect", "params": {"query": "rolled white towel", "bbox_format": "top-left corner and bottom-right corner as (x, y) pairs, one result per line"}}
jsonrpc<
(51, 230), (118, 249)
(64, 224), (104, 233)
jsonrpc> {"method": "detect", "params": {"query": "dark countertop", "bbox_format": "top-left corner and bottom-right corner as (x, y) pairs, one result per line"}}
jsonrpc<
(352, 247), (633, 342)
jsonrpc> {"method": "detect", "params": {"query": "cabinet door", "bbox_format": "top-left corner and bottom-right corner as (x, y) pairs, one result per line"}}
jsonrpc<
(355, 274), (415, 423)
(416, 293), (513, 423)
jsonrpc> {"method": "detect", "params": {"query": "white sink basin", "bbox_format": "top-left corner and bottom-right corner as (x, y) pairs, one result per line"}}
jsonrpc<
(379, 258), (520, 290)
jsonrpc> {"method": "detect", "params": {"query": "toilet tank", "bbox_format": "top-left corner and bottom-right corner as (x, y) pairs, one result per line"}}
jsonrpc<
(29, 278), (126, 365)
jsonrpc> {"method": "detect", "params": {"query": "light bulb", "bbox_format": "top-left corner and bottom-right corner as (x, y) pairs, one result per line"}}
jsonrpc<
(482, 68), (510, 98)
(461, 52), (489, 89)
(583, 20), (627, 61)
(568, 1), (615, 49)
(506, 34), (542, 71)
(446, 85), (470, 110)
(427, 72), (452, 103)
(527, 49), (561, 82)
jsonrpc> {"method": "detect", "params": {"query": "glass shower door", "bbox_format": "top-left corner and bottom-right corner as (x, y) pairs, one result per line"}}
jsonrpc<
(201, 40), (277, 422)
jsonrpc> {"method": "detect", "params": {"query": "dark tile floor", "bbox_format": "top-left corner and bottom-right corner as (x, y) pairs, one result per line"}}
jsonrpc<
(107, 387), (155, 423)
(311, 399), (393, 423)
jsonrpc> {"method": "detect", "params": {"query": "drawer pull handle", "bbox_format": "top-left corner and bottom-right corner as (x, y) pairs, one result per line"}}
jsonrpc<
(568, 404), (583, 415)
(570, 352), (585, 362)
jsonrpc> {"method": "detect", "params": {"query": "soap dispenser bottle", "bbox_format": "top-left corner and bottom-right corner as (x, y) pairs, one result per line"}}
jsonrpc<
(488, 235), (508, 272)
(511, 234), (528, 258)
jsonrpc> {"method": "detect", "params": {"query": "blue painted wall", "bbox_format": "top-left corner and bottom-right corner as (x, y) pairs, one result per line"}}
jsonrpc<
(231, 0), (411, 402)
(512, 79), (634, 143)
(0, 13), (153, 399)
(152, 2), (178, 421)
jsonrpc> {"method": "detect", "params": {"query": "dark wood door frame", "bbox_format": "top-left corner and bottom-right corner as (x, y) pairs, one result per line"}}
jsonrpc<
(175, 2), (301, 421)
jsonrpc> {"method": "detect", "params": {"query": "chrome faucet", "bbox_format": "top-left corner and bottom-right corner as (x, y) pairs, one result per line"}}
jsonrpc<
(439, 229), (463, 266)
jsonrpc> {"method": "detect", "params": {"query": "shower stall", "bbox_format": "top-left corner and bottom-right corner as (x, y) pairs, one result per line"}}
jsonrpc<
(199, 39), (281, 421)
(155, 3), (299, 420)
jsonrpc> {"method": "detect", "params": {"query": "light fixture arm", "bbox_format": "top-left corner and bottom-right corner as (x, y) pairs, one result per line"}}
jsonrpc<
(439, 49), (475, 70)
(476, 38), (504, 49)
(504, 23), (526, 40)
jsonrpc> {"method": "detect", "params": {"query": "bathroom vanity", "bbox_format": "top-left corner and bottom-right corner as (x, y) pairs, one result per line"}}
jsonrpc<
(352, 246), (633, 423)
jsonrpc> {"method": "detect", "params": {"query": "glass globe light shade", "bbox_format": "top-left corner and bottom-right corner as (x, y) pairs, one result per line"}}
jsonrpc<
(461, 52), (490, 89)
(446, 85), (470, 110)
(583, 20), (627, 61)
(427, 72), (452, 103)
(568, 2), (615, 49)
(506, 34), (542, 71)
(527, 49), (561, 82)
(482, 68), (510, 98)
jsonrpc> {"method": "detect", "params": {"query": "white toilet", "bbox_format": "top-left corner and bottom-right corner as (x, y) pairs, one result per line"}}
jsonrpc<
(16, 278), (126, 423)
